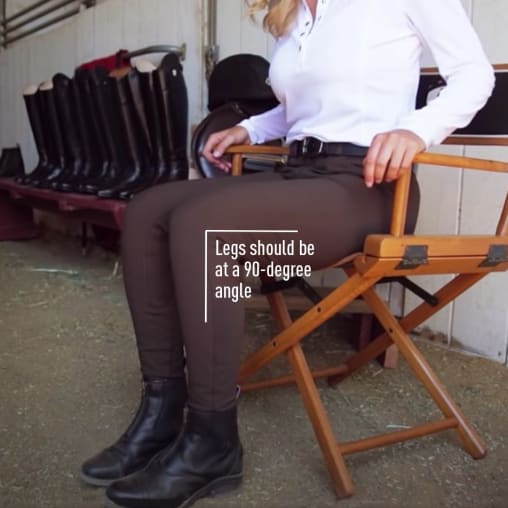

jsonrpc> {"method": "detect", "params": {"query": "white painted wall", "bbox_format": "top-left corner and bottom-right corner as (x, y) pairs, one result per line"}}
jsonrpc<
(0, 0), (205, 171)
(215, 0), (273, 61)
(216, 0), (508, 365)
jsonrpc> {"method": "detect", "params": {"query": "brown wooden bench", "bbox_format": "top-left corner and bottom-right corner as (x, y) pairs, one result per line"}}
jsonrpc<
(0, 177), (126, 241)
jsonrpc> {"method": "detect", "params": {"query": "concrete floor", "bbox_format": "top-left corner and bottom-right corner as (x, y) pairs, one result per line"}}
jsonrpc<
(1, 234), (507, 508)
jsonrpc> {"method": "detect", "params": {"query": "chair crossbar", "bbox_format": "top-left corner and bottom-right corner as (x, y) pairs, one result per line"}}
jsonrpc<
(240, 364), (349, 393)
(338, 417), (459, 456)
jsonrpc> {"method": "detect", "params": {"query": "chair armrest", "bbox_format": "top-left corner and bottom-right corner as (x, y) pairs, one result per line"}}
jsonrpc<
(225, 144), (290, 176)
(226, 144), (290, 155)
(414, 152), (508, 173)
(393, 152), (508, 237)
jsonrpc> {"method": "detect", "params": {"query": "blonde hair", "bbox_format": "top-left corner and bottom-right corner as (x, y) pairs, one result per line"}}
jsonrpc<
(246, 0), (299, 38)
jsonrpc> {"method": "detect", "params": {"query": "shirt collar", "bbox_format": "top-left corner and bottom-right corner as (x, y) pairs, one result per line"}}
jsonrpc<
(292, 0), (333, 40)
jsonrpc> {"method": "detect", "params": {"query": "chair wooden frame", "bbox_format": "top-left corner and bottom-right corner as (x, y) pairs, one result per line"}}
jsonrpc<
(225, 142), (508, 498)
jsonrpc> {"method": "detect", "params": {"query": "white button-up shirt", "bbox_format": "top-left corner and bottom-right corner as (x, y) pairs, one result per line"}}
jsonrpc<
(239, 0), (495, 148)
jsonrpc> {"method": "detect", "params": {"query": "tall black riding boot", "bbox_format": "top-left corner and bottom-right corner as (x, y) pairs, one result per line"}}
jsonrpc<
(106, 406), (243, 508)
(138, 62), (168, 183)
(50, 73), (85, 192)
(30, 81), (68, 188)
(117, 61), (166, 200)
(83, 68), (129, 195)
(17, 86), (52, 184)
(114, 66), (158, 197)
(96, 70), (153, 199)
(81, 378), (187, 487)
(67, 69), (102, 192)
(158, 52), (189, 182)
(75, 68), (111, 194)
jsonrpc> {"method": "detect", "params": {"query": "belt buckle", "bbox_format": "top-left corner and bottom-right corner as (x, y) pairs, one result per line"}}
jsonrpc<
(302, 137), (324, 156)
(300, 138), (309, 156)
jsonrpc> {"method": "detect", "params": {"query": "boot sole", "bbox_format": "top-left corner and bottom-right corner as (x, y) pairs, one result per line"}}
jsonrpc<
(104, 473), (243, 508)
(80, 470), (120, 488)
(180, 473), (242, 507)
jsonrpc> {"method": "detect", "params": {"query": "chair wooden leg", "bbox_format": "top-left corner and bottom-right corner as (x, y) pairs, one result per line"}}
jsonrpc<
(382, 344), (399, 368)
(356, 314), (398, 368)
(362, 286), (487, 459)
(260, 290), (354, 498)
(288, 344), (354, 498)
(356, 314), (373, 350)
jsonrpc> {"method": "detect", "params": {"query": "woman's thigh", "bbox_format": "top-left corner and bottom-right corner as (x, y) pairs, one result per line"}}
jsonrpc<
(167, 170), (397, 271)
(122, 172), (282, 237)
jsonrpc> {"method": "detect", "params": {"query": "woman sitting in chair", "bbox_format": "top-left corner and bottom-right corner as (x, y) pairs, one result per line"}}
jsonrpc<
(81, 1), (494, 507)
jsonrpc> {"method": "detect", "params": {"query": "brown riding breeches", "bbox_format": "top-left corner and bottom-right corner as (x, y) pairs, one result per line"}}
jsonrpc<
(121, 154), (420, 411)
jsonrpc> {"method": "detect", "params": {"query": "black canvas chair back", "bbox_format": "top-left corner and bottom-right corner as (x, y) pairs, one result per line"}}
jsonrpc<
(417, 66), (508, 139)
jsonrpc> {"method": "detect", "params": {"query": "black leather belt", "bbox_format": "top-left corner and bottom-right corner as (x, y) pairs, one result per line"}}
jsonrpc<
(289, 137), (368, 158)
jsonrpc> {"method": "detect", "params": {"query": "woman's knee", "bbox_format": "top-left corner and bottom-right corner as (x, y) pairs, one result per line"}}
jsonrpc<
(122, 188), (170, 255)
(125, 185), (173, 234)
(125, 188), (154, 224)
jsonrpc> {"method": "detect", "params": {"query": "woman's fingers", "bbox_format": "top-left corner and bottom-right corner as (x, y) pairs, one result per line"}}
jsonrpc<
(363, 136), (383, 188)
(384, 142), (407, 182)
(202, 126), (250, 172)
(363, 129), (425, 187)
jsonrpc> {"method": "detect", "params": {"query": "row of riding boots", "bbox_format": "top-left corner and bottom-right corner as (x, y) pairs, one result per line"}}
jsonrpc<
(17, 52), (189, 199)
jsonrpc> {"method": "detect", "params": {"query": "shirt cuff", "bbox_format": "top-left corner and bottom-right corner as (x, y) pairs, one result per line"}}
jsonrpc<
(395, 115), (450, 149)
(237, 118), (260, 145)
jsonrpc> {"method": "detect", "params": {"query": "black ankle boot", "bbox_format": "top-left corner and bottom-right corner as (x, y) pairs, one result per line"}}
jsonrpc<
(105, 406), (243, 508)
(80, 378), (187, 487)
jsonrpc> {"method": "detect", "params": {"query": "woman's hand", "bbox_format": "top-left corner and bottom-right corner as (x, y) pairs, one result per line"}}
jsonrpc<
(363, 129), (425, 187)
(202, 126), (251, 173)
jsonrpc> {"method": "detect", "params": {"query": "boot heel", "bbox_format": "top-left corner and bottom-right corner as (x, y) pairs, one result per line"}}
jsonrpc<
(209, 473), (243, 497)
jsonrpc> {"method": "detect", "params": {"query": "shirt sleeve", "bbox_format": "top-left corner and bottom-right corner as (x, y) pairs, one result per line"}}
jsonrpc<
(396, 0), (495, 148)
(237, 103), (290, 144)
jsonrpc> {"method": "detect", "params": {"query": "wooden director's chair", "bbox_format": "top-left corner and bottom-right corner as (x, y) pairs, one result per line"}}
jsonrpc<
(225, 67), (508, 498)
